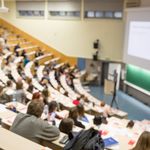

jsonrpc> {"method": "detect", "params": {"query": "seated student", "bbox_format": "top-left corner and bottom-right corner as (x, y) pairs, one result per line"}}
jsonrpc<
(131, 131), (150, 150)
(42, 88), (50, 105)
(10, 100), (60, 144)
(126, 120), (134, 129)
(32, 92), (42, 101)
(48, 101), (62, 122)
(14, 80), (26, 103)
(34, 60), (39, 72)
(17, 61), (24, 76)
(40, 78), (49, 88)
(76, 104), (89, 123)
(35, 48), (44, 57)
(3, 80), (14, 101)
(21, 50), (26, 57)
(26, 77), (34, 93)
(0, 85), (7, 104)
(3, 60), (11, 76)
(68, 107), (85, 129)
(23, 55), (30, 66)
(100, 101), (112, 118)
(14, 43), (20, 56)
(59, 118), (74, 135)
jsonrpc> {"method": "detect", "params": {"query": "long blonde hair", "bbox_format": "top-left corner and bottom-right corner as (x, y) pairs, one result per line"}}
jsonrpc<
(132, 131), (150, 150)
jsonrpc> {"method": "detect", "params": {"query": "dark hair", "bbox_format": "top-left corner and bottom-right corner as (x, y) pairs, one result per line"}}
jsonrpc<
(69, 107), (78, 120)
(59, 118), (74, 134)
(93, 115), (108, 126)
(27, 101), (44, 118)
(132, 131), (150, 150)
(48, 101), (58, 113)
(126, 120), (134, 128)
(93, 116), (102, 126)
(77, 104), (85, 117)
(7, 80), (12, 87)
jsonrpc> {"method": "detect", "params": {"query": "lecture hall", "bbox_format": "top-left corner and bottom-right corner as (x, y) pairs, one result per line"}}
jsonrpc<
(0, 0), (150, 150)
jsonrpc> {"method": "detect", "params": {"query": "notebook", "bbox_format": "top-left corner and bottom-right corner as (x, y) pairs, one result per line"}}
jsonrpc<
(103, 137), (119, 148)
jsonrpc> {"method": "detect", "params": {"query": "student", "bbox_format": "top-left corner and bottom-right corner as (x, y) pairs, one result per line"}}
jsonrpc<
(131, 131), (150, 150)
(76, 104), (89, 123)
(3, 80), (14, 100)
(34, 60), (39, 72)
(59, 118), (74, 135)
(100, 101), (112, 118)
(10, 100), (60, 144)
(21, 50), (26, 57)
(0, 86), (6, 104)
(23, 55), (30, 66)
(17, 61), (24, 76)
(14, 80), (26, 103)
(14, 43), (20, 56)
(26, 77), (34, 93)
(48, 101), (59, 122)
(35, 48), (44, 57)
(68, 107), (85, 129)
(42, 88), (50, 105)
(32, 92), (42, 101)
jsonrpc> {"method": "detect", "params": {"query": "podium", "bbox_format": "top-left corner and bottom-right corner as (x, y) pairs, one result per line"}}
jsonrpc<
(104, 79), (114, 95)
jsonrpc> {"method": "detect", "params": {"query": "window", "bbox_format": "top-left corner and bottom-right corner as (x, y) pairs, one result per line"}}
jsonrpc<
(114, 11), (123, 19)
(16, 1), (45, 18)
(84, 0), (123, 19)
(18, 10), (44, 17)
(48, 0), (81, 20)
(95, 11), (104, 18)
(49, 11), (80, 18)
(104, 11), (113, 18)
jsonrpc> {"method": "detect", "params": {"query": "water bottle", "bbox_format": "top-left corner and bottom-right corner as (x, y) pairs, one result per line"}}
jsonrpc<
(12, 97), (17, 107)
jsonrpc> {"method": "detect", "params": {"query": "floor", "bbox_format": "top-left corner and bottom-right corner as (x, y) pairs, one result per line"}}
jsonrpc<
(89, 85), (150, 121)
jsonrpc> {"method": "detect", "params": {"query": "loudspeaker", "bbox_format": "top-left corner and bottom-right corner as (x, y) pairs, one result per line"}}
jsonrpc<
(93, 54), (98, 61)
(93, 42), (99, 49)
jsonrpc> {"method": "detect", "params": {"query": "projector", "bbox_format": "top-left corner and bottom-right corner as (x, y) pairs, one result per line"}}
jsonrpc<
(0, 7), (9, 13)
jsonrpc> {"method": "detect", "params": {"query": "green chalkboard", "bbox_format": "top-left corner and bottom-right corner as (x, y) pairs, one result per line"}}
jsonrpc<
(126, 65), (150, 92)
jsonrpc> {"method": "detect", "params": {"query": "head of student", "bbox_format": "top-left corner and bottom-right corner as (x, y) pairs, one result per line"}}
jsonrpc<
(69, 107), (79, 120)
(59, 118), (74, 135)
(77, 104), (85, 117)
(27, 100), (44, 118)
(132, 131), (150, 150)
(7, 80), (12, 87)
(16, 80), (23, 90)
(48, 101), (58, 113)
(100, 101), (106, 107)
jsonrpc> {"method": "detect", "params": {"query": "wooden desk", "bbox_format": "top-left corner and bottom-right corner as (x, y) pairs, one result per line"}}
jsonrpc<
(42, 132), (66, 150)
(0, 127), (49, 150)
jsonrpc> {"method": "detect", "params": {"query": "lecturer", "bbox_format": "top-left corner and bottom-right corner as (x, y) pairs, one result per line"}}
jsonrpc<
(110, 70), (119, 109)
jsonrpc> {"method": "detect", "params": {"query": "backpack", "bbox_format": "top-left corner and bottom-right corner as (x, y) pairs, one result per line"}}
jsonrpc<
(64, 128), (104, 150)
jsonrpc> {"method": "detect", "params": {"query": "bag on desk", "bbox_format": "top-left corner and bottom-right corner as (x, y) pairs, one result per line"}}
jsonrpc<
(63, 127), (104, 150)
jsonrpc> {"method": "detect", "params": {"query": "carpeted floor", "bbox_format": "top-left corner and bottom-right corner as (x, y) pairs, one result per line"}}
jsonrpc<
(89, 85), (150, 121)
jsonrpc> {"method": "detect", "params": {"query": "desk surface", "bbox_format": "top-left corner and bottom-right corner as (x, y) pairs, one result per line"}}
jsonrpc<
(0, 127), (49, 150)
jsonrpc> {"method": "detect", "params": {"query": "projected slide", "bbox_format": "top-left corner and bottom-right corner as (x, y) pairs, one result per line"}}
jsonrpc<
(128, 21), (150, 60)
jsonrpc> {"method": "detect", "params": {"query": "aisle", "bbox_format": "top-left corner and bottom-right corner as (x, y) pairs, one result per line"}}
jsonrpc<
(89, 85), (150, 120)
